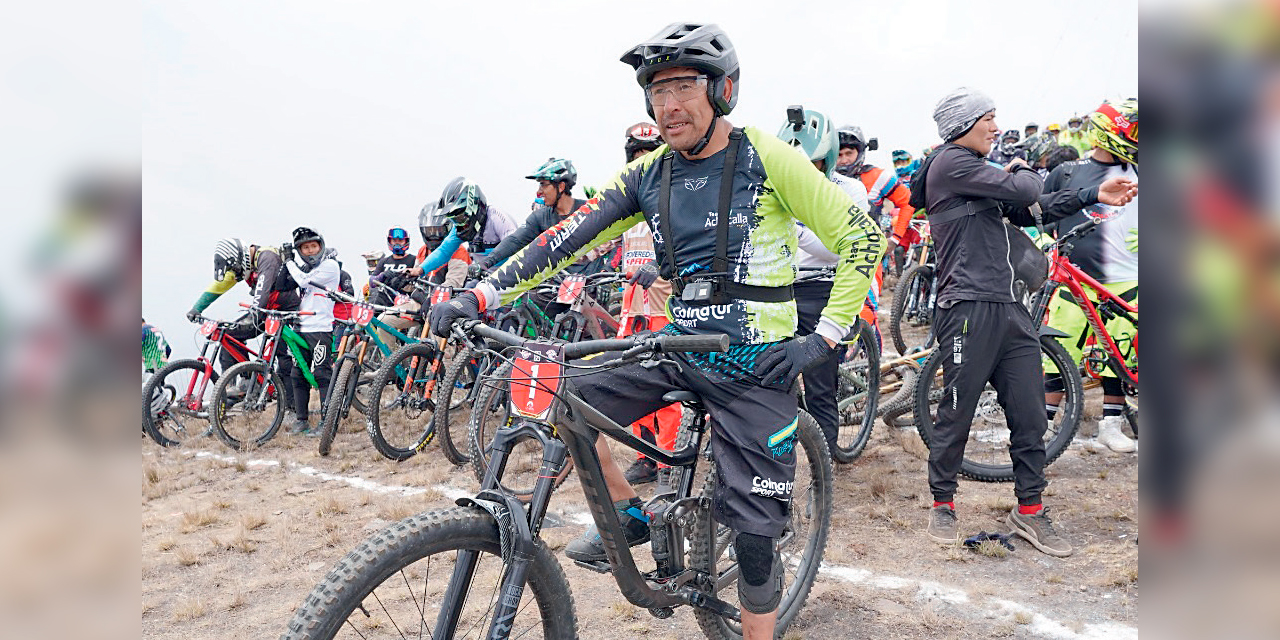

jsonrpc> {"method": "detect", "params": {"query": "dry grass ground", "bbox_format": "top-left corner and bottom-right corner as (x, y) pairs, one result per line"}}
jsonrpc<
(141, 283), (1138, 639)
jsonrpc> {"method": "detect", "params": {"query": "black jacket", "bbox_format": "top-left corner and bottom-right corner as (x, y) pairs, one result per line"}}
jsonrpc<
(482, 198), (586, 270)
(911, 144), (1054, 308)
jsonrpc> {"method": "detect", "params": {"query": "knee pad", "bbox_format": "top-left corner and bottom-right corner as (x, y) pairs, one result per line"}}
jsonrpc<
(734, 532), (782, 614)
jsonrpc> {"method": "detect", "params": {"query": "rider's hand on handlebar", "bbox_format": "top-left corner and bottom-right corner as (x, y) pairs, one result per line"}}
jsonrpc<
(1096, 176), (1138, 207)
(467, 263), (489, 281)
(186, 308), (202, 323)
(753, 334), (834, 390)
(428, 291), (481, 338)
(627, 260), (660, 289)
(1004, 157), (1031, 172)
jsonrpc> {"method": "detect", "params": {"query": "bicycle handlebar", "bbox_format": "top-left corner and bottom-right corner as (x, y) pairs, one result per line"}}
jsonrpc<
(239, 302), (314, 316)
(459, 320), (729, 361)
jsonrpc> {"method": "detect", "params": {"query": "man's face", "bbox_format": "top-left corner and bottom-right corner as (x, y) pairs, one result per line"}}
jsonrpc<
(651, 67), (718, 153)
(536, 180), (560, 206)
(1025, 126), (1038, 137)
(954, 111), (1000, 156)
(838, 147), (859, 166)
(299, 240), (322, 257)
(1067, 118), (1082, 131)
(893, 158), (910, 169)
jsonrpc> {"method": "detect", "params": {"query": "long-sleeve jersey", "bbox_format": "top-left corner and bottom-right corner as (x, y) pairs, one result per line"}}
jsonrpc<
(1042, 157), (1138, 284)
(367, 254), (417, 305)
(797, 172), (870, 270)
(857, 166), (916, 244)
(483, 199), (586, 269)
(284, 254), (340, 333)
(478, 126), (886, 345)
(190, 246), (300, 315)
(417, 207), (517, 275)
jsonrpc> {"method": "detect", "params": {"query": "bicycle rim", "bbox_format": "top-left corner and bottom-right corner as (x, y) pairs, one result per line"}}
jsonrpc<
(212, 361), (284, 451)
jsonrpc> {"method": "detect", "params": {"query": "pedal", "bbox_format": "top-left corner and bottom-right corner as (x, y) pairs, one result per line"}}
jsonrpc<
(573, 559), (612, 574)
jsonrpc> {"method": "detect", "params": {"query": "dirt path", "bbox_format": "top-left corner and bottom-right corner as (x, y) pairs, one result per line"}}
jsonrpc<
(141, 282), (1138, 639)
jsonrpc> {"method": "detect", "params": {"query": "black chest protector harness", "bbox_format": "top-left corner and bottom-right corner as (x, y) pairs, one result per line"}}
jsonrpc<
(656, 128), (794, 306)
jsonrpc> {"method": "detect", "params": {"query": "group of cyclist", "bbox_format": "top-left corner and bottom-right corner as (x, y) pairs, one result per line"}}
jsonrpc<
(155, 22), (1138, 638)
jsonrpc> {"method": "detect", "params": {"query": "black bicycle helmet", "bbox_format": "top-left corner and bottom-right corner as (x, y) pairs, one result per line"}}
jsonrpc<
(438, 177), (488, 242)
(291, 226), (327, 271)
(418, 201), (449, 244)
(621, 23), (740, 119)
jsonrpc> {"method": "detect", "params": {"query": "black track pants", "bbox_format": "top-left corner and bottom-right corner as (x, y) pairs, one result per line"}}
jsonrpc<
(928, 301), (1047, 505)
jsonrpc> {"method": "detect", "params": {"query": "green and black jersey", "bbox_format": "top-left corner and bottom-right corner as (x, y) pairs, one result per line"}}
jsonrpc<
(478, 126), (885, 345)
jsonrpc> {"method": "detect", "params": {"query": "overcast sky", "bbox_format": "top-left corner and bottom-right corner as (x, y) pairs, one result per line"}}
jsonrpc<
(144, 0), (1137, 357)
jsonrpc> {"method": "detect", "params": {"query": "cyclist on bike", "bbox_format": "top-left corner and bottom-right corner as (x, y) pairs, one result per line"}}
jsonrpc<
(892, 149), (921, 188)
(1041, 98), (1140, 453)
(909, 88), (1134, 556)
(409, 177), (516, 280)
(473, 158), (584, 275)
(359, 249), (385, 300)
(777, 106), (874, 455)
(1058, 114), (1091, 155)
(429, 23), (885, 638)
(280, 226), (340, 435)
(185, 238), (301, 372)
(836, 125), (916, 272)
(988, 129), (1027, 165)
(142, 318), (171, 373)
(617, 122), (681, 488)
(367, 227), (418, 307)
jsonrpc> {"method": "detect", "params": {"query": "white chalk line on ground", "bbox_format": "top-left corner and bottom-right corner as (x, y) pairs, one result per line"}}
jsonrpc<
(172, 448), (1136, 639)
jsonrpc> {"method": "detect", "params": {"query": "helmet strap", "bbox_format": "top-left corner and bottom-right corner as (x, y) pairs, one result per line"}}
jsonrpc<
(689, 116), (719, 156)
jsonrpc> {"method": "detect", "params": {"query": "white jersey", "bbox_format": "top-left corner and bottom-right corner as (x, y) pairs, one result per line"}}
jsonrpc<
(285, 255), (340, 332)
(797, 172), (871, 270)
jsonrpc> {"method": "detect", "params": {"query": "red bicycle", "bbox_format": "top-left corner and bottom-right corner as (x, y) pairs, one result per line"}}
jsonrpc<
(1030, 212), (1139, 430)
(142, 315), (260, 447)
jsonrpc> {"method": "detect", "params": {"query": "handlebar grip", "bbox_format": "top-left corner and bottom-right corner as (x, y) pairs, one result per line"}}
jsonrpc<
(656, 333), (730, 354)
(562, 339), (633, 360)
(299, 311), (315, 316)
(239, 302), (251, 308)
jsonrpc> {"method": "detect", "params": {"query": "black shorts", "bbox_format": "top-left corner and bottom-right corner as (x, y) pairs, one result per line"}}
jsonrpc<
(571, 340), (798, 538)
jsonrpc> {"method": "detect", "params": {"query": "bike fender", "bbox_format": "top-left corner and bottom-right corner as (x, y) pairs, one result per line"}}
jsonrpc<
(1039, 326), (1071, 339)
(456, 491), (535, 562)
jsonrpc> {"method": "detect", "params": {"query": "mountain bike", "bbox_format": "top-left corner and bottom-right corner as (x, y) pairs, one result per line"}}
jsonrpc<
(493, 281), (564, 340)
(1028, 212), (1139, 434)
(548, 271), (624, 342)
(363, 284), (464, 462)
(888, 219), (937, 355)
(209, 305), (315, 451)
(281, 321), (833, 640)
(829, 318), (881, 462)
(318, 289), (429, 457)
(142, 315), (257, 447)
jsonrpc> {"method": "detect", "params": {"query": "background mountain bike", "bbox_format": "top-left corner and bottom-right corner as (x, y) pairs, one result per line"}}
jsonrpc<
(142, 315), (257, 447)
(210, 305), (315, 451)
(888, 219), (936, 356)
(281, 321), (832, 640)
(828, 317), (881, 462)
(548, 271), (624, 342)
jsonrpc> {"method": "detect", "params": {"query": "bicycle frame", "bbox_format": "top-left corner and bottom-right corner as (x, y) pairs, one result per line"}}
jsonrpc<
(435, 346), (742, 637)
(1033, 242), (1138, 392)
(552, 273), (622, 341)
(177, 320), (258, 414)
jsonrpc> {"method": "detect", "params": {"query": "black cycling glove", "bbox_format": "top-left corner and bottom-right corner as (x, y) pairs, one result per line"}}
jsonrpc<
(627, 260), (660, 289)
(467, 263), (490, 281)
(428, 291), (481, 338)
(186, 308), (202, 323)
(753, 335), (833, 390)
(279, 242), (295, 263)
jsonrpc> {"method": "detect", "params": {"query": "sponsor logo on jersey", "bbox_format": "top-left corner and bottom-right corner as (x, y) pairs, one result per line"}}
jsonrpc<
(750, 475), (794, 499)
(684, 176), (708, 191)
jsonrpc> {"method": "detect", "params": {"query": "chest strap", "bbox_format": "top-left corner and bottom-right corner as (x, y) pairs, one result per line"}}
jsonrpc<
(657, 128), (794, 303)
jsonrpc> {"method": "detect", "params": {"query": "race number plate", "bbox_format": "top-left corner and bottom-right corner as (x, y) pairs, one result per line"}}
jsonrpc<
(556, 274), (587, 304)
(509, 343), (564, 421)
(353, 304), (376, 327)
(265, 315), (282, 334)
(394, 294), (411, 307)
(430, 287), (453, 306)
(199, 320), (216, 337)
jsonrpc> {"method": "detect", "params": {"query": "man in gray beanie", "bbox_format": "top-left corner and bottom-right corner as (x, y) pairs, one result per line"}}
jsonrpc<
(907, 87), (1075, 556)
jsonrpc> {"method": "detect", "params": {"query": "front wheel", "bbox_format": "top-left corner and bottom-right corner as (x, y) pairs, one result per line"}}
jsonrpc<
(889, 263), (934, 356)
(280, 507), (578, 640)
(143, 359), (216, 447)
(833, 319), (880, 463)
(914, 335), (1083, 482)
(688, 409), (832, 639)
(432, 348), (493, 466)
(317, 358), (358, 457)
(366, 342), (444, 462)
(211, 360), (285, 451)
